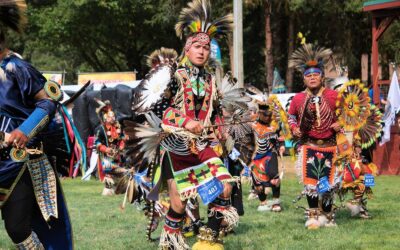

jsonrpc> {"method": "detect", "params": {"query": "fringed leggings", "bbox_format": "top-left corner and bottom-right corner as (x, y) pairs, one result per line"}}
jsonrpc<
(1, 169), (39, 244)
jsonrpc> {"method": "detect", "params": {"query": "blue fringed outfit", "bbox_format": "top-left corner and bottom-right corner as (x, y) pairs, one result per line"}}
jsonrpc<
(0, 52), (73, 249)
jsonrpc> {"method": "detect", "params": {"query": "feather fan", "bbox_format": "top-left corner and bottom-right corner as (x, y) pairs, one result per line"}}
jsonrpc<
(219, 72), (251, 112)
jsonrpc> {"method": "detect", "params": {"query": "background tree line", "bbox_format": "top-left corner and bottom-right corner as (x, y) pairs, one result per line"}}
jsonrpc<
(6, 0), (400, 92)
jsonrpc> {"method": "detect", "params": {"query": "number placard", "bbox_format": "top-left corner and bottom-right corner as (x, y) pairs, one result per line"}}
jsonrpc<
(317, 176), (330, 193)
(243, 166), (251, 177)
(197, 178), (224, 205)
(364, 174), (375, 187)
(229, 147), (241, 161)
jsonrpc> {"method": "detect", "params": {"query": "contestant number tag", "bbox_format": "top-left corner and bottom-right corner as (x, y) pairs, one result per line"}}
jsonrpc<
(229, 147), (240, 161)
(364, 174), (375, 187)
(198, 177), (224, 205)
(317, 176), (330, 193)
(243, 166), (250, 177)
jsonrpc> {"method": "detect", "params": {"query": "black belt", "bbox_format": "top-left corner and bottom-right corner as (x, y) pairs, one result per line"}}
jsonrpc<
(302, 136), (336, 147)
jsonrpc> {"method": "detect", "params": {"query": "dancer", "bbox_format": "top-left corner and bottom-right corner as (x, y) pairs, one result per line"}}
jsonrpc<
(0, 1), (73, 248)
(335, 80), (382, 219)
(130, 1), (248, 248)
(251, 101), (284, 212)
(246, 89), (291, 212)
(94, 100), (127, 195)
(288, 43), (341, 229)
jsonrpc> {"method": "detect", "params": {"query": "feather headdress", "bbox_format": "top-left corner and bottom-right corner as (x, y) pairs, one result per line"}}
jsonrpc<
(246, 85), (292, 139)
(175, 0), (233, 46)
(289, 43), (332, 75)
(0, 0), (27, 34)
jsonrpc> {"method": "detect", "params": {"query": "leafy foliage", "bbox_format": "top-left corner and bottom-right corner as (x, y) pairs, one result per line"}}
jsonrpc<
(4, 0), (400, 87)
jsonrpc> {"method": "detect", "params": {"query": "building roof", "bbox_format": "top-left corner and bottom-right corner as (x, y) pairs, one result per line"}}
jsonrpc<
(363, 0), (400, 12)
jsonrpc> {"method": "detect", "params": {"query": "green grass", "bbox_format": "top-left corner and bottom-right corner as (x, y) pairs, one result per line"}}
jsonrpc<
(1, 173), (399, 249)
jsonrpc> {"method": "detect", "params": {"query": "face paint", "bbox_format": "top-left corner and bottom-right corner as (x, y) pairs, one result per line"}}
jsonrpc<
(304, 67), (322, 76)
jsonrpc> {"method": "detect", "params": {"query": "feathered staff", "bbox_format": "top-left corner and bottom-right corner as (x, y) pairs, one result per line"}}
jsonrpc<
(219, 72), (251, 110)
(217, 72), (252, 141)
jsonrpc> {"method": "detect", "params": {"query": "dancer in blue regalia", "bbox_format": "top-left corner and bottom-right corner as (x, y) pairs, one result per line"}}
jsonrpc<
(0, 1), (73, 249)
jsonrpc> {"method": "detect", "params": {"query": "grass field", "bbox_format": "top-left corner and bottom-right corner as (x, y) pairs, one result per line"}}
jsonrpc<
(1, 171), (399, 249)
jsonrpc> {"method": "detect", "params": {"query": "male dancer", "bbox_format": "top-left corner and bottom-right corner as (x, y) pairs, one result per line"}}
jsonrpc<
(134, 1), (238, 249)
(288, 44), (341, 229)
(0, 1), (73, 248)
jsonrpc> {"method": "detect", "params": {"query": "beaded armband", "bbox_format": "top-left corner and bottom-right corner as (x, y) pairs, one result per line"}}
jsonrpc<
(18, 108), (49, 139)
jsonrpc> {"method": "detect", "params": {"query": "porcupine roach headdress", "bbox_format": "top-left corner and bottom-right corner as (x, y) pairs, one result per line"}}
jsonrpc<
(175, 0), (233, 51)
(289, 43), (332, 76)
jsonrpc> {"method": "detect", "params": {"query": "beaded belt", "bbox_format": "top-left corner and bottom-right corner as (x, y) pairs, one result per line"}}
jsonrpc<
(303, 136), (336, 147)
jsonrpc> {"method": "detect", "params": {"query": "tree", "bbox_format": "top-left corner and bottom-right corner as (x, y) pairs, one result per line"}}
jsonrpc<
(264, 0), (273, 93)
(5, 0), (398, 89)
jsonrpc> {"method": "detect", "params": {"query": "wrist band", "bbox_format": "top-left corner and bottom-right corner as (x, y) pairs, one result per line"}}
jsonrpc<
(18, 108), (49, 138)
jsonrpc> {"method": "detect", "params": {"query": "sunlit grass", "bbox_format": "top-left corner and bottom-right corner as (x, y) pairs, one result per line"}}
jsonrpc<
(1, 172), (399, 249)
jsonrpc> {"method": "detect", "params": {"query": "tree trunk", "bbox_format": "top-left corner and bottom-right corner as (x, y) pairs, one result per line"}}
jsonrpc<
(285, 14), (295, 92)
(228, 36), (234, 79)
(265, 1), (273, 94)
